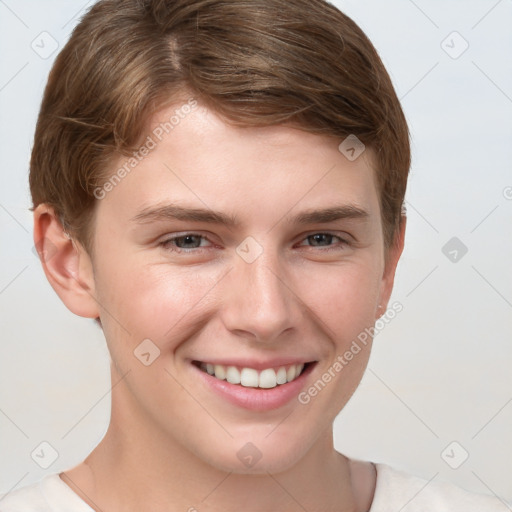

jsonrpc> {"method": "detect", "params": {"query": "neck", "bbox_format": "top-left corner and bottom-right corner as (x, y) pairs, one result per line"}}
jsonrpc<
(62, 369), (365, 512)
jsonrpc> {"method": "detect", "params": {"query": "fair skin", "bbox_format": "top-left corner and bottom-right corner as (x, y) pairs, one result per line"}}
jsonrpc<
(34, 100), (405, 512)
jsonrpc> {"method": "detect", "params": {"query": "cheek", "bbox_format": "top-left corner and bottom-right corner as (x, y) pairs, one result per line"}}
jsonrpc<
(94, 257), (225, 348)
(291, 266), (381, 435)
(293, 259), (382, 338)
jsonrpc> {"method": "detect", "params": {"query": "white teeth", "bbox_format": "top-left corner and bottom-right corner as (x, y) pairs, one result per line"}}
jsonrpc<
(198, 362), (307, 389)
(240, 368), (259, 387)
(226, 366), (241, 384)
(276, 367), (287, 385)
(259, 368), (277, 388)
(214, 364), (226, 380)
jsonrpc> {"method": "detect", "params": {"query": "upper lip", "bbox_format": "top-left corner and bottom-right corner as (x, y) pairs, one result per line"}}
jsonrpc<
(192, 358), (317, 371)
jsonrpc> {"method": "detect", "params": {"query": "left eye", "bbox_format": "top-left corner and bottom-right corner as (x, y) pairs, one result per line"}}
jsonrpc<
(160, 234), (212, 251)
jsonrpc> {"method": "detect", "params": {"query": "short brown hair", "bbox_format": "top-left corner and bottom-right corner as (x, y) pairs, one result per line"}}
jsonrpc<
(30, 0), (410, 251)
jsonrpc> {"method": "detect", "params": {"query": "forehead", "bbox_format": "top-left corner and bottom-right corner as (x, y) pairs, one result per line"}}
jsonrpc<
(96, 101), (381, 229)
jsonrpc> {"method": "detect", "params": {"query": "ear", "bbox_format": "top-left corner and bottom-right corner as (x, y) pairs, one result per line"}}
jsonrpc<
(376, 216), (406, 319)
(33, 204), (99, 319)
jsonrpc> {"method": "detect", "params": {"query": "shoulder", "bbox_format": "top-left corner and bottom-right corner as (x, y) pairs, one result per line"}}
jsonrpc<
(370, 463), (509, 512)
(0, 473), (93, 512)
(0, 476), (51, 512)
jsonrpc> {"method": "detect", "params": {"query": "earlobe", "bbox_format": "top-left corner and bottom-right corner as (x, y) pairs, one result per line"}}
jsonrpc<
(33, 204), (99, 319)
(376, 216), (406, 318)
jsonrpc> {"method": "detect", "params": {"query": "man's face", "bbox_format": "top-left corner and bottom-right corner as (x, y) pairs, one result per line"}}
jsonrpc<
(88, 99), (398, 473)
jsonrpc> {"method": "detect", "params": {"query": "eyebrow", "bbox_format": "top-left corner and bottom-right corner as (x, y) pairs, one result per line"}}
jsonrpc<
(130, 203), (369, 227)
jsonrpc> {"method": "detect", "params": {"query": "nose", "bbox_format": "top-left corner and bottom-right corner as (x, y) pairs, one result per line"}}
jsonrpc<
(220, 246), (301, 343)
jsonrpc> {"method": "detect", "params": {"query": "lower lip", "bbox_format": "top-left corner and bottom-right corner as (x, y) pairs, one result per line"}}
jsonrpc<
(192, 362), (316, 411)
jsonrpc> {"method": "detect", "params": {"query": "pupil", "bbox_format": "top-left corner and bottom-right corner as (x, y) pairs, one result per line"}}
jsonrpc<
(180, 235), (199, 248)
(311, 234), (331, 246)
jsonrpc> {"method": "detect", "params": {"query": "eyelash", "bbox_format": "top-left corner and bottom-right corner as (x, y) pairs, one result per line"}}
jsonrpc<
(159, 232), (352, 253)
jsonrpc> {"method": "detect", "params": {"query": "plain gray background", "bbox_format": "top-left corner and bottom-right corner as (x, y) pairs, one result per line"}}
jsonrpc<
(1, 0), (511, 503)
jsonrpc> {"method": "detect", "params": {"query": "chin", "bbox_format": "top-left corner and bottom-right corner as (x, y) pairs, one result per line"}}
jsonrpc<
(191, 428), (316, 475)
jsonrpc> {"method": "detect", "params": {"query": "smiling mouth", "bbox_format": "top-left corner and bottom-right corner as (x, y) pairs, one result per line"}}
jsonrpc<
(192, 361), (314, 389)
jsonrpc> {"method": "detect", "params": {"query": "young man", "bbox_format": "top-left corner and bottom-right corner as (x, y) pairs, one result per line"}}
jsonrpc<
(1, 0), (507, 510)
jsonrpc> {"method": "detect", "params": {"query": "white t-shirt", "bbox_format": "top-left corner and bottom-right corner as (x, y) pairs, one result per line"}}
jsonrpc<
(0, 463), (507, 511)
